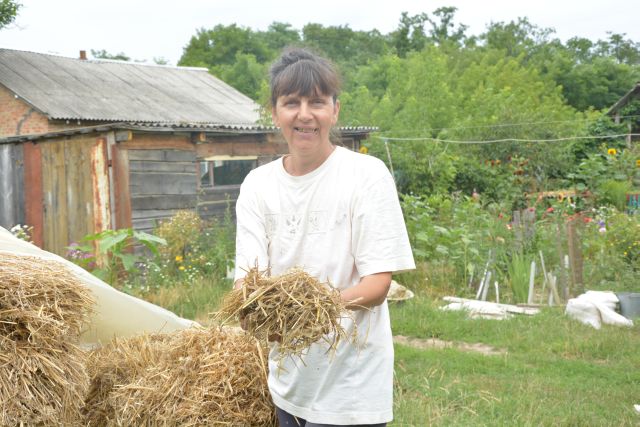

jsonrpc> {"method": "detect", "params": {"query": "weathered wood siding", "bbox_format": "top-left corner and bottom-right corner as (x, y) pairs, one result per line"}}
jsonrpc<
(128, 149), (198, 232)
(197, 187), (240, 221)
(41, 137), (97, 255)
(0, 143), (24, 229)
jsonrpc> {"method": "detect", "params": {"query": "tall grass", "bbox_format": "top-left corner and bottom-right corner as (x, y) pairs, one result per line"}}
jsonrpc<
(504, 252), (531, 304)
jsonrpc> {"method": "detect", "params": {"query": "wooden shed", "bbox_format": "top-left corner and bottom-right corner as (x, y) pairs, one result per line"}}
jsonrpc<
(0, 49), (373, 255)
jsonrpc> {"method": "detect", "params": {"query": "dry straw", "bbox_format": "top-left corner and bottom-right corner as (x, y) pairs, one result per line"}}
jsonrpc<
(85, 327), (275, 426)
(216, 267), (354, 363)
(0, 252), (94, 426)
(83, 333), (170, 426)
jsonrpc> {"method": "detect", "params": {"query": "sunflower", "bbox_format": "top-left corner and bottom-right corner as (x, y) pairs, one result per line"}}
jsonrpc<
(607, 148), (617, 155)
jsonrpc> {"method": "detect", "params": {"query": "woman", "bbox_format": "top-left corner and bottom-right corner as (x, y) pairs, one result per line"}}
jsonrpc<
(234, 48), (415, 426)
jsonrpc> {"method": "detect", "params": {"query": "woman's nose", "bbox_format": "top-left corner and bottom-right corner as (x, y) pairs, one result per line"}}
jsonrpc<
(298, 101), (312, 120)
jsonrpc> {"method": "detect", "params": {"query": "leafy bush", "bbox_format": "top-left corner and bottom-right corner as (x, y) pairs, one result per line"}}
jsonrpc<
(597, 179), (632, 211)
(401, 193), (513, 296)
(67, 228), (166, 287)
(148, 209), (236, 285)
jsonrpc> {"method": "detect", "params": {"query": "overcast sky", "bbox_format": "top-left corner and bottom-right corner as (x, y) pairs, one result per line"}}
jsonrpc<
(0, 0), (638, 65)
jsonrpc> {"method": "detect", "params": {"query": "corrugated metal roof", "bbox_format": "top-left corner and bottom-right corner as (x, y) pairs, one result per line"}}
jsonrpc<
(0, 122), (376, 144)
(0, 49), (260, 124)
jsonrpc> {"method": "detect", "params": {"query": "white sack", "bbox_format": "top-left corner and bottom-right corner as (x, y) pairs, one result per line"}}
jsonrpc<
(0, 226), (196, 346)
(565, 291), (633, 329)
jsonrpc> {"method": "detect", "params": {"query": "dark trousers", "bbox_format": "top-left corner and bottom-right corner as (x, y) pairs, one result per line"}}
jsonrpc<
(276, 406), (387, 427)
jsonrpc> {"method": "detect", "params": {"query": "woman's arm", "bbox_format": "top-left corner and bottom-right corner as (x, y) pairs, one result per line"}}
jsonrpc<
(340, 272), (392, 310)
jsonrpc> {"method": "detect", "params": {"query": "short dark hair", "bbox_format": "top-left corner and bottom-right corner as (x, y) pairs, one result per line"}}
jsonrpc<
(269, 48), (341, 107)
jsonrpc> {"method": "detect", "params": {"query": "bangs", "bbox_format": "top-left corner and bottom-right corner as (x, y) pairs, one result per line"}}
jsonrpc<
(271, 60), (339, 106)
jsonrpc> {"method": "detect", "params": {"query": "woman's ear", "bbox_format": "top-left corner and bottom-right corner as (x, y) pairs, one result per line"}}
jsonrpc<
(271, 108), (279, 127)
(332, 100), (341, 125)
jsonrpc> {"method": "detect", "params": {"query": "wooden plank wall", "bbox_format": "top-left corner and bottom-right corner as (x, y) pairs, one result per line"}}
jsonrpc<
(41, 137), (96, 255)
(0, 143), (25, 230)
(128, 149), (199, 232)
(197, 186), (240, 221)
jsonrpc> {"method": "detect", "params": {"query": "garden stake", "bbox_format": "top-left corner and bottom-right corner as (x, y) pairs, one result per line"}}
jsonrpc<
(476, 250), (493, 300)
(481, 271), (492, 301)
(538, 251), (549, 304)
(527, 260), (536, 305)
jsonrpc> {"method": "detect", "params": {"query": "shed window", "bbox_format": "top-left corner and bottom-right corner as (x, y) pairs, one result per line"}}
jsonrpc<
(200, 156), (257, 187)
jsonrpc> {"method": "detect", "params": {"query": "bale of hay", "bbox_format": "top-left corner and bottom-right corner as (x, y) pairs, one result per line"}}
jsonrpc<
(216, 267), (354, 362)
(0, 252), (94, 426)
(0, 253), (94, 343)
(0, 340), (89, 426)
(85, 328), (275, 426)
(83, 334), (171, 426)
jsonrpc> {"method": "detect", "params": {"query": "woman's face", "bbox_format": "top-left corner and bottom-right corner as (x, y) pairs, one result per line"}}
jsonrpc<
(272, 92), (340, 157)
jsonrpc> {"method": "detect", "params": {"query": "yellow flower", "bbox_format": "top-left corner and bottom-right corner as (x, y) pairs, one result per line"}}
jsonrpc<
(607, 148), (617, 155)
(178, 265), (185, 271)
(636, 159), (640, 168)
(175, 255), (183, 262)
(359, 145), (369, 154)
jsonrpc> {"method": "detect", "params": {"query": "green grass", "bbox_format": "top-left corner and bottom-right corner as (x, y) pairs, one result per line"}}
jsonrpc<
(389, 296), (640, 426)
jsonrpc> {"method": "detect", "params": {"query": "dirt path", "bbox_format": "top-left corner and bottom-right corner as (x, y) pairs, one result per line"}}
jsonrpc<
(393, 335), (507, 356)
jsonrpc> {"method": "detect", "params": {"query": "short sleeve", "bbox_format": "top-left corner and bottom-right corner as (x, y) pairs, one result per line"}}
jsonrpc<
(351, 168), (415, 277)
(234, 174), (270, 281)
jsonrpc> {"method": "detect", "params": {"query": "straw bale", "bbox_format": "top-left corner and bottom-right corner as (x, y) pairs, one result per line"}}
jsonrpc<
(216, 267), (354, 363)
(85, 328), (275, 426)
(83, 334), (171, 426)
(0, 331), (89, 426)
(0, 252), (94, 425)
(0, 253), (94, 343)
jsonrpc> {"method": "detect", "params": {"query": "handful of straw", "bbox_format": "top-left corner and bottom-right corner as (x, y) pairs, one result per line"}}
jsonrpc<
(216, 267), (354, 362)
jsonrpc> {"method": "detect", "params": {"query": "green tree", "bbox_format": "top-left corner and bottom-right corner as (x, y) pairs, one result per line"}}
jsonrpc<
(211, 52), (268, 100)
(480, 17), (554, 59)
(595, 32), (640, 65)
(389, 12), (430, 57)
(179, 24), (271, 69)
(426, 6), (468, 47)
(0, 0), (20, 30)
(257, 22), (301, 52)
(301, 23), (390, 74)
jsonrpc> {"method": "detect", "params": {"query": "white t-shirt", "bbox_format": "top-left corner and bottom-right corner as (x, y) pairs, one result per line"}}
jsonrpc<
(234, 146), (415, 424)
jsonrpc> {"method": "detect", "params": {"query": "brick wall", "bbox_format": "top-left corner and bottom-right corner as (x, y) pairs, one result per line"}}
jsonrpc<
(0, 84), (50, 137)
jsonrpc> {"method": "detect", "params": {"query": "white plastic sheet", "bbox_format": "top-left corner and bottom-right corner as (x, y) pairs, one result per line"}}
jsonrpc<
(565, 291), (634, 329)
(0, 226), (197, 346)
